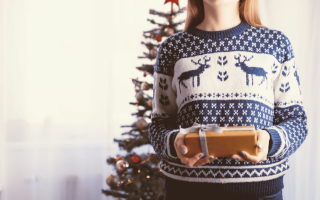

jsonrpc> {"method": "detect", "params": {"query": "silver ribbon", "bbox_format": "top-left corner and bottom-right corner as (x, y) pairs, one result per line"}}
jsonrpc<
(179, 122), (255, 157)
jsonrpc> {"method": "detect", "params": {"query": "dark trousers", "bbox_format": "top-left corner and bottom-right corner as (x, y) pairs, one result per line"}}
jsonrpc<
(164, 176), (283, 200)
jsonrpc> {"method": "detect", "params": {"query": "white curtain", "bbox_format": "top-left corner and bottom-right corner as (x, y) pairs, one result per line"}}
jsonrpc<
(0, 0), (318, 200)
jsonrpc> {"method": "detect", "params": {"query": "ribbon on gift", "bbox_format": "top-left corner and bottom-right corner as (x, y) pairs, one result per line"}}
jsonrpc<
(179, 122), (255, 157)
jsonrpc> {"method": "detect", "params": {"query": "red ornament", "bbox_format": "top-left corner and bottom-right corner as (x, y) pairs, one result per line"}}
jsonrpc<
(156, 36), (162, 42)
(143, 72), (147, 77)
(132, 155), (140, 163)
(164, 0), (179, 7)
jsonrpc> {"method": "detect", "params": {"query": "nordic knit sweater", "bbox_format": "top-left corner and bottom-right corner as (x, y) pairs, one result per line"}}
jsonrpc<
(148, 20), (308, 197)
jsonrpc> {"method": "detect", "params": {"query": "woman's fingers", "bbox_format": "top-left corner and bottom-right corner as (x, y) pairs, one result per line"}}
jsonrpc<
(256, 130), (270, 162)
(193, 155), (217, 167)
(178, 151), (204, 167)
(230, 130), (271, 164)
(184, 153), (206, 167)
(238, 151), (261, 164)
(256, 130), (270, 152)
(229, 153), (246, 162)
(174, 141), (189, 165)
(233, 151), (266, 164)
(174, 133), (187, 154)
(174, 132), (209, 167)
(174, 132), (200, 167)
(175, 141), (188, 156)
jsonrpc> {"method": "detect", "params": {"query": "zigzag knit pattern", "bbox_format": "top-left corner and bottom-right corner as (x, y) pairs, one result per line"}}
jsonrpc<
(160, 159), (289, 181)
(148, 20), (308, 196)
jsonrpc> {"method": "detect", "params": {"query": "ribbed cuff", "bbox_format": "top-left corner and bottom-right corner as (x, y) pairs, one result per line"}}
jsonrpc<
(263, 128), (282, 156)
(168, 130), (179, 158)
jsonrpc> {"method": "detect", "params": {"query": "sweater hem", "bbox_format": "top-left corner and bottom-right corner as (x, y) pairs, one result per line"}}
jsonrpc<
(160, 158), (289, 183)
(161, 168), (288, 183)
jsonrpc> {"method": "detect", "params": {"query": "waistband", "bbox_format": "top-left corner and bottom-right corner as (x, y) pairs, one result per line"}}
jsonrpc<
(164, 174), (284, 198)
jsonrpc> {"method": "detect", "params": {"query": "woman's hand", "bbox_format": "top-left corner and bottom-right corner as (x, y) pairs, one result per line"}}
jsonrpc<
(230, 129), (271, 164)
(174, 132), (217, 167)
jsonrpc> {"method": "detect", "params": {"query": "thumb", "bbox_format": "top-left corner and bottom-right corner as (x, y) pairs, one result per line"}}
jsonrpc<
(175, 134), (188, 155)
(180, 144), (188, 155)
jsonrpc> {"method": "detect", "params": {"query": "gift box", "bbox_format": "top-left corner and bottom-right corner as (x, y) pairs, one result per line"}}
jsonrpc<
(183, 125), (258, 158)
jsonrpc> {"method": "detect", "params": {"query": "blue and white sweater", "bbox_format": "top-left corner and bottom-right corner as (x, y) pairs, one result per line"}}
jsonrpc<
(148, 21), (308, 196)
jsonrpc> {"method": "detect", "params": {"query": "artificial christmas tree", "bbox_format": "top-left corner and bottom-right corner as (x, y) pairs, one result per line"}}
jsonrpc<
(102, 1), (185, 200)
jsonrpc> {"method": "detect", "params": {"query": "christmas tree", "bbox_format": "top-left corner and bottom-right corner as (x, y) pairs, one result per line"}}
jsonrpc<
(102, 1), (185, 200)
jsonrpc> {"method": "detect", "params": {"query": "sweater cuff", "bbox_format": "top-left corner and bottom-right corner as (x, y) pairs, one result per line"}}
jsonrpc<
(167, 130), (180, 159)
(263, 128), (282, 156)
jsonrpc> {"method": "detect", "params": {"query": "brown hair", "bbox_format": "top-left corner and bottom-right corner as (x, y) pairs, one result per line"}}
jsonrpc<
(184, 0), (267, 30)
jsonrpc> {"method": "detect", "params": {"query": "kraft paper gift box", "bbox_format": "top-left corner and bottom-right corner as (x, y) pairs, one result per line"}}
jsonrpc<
(183, 124), (258, 158)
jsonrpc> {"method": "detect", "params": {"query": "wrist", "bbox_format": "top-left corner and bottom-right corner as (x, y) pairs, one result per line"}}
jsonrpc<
(262, 128), (274, 155)
(168, 130), (179, 158)
(264, 129), (271, 141)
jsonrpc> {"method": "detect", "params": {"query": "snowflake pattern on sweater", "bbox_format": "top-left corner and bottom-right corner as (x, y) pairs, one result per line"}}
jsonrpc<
(148, 21), (307, 188)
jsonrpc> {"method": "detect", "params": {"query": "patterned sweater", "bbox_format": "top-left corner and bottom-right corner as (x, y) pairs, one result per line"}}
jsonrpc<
(148, 20), (308, 197)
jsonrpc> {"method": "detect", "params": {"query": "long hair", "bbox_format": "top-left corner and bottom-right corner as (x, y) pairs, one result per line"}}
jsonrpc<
(184, 0), (267, 30)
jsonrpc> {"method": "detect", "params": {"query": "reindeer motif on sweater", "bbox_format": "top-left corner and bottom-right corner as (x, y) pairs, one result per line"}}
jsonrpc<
(178, 56), (211, 93)
(234, 53), (268, 89)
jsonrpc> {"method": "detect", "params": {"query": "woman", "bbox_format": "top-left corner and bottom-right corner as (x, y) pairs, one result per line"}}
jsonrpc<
(148, 0), (308, 199)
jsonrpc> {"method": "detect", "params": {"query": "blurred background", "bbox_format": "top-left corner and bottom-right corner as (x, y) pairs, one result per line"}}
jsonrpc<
(0, 0), (319, 199)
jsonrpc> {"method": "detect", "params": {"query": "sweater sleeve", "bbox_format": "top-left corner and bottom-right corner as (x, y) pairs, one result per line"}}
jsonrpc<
(263, 32), (308, 159)
(148, 40), (180, 162)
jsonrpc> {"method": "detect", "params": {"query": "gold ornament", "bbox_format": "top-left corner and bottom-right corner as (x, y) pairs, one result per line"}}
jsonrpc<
(136, 118), (148, 130)
(164, 27), (174, 36)
(106, 174), (119, 188)
(135, 92), (144, 102)
(141, 82), (151, 90)
(147, 99), (152, 108)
